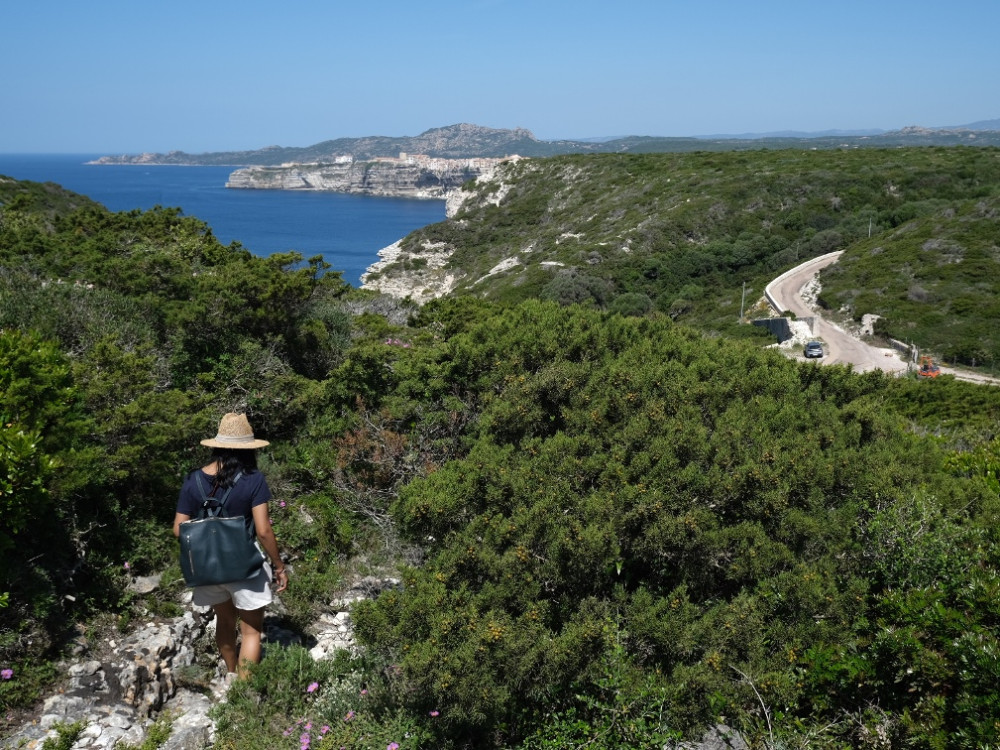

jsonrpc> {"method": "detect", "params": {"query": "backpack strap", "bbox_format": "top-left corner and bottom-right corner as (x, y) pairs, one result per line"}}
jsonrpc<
(195, 472), (243, 518)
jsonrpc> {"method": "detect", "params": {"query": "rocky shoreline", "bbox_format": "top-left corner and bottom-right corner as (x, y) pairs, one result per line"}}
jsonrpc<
(360, 239), (460, 303)
(359, 160), (516, 302)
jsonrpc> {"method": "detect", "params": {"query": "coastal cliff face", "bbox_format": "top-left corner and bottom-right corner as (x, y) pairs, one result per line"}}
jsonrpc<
(226, 158), (502, 200)
(361, 239), (460, 304)
(361, 161), (521, 302)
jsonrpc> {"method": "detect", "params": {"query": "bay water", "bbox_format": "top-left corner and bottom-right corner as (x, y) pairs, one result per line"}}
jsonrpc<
(0, 154), (446, 286)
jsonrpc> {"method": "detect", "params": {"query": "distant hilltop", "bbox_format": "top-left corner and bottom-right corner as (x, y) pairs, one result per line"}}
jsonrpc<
(89, 124), (561, 165)
(89, 120), (1000, 166)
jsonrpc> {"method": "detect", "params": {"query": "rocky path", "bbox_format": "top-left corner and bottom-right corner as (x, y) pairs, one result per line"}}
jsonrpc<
(1, 576), (386, 750)
(4, 596), (221, 750)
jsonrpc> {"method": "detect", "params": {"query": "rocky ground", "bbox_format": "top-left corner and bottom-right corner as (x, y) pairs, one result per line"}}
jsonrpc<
(1, 574), (390, 750)
(359, 161), (515, 302)
(360, 239), (460, 303)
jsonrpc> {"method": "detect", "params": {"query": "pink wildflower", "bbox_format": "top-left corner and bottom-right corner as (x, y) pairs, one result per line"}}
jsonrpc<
(344, 710), (355, 721)
(0, 669), (11, 680)
(388, 744), (400, 750)
(307, 681), (319, 693)
(360, 688), (368, 696)
(430, 710), (439, 717)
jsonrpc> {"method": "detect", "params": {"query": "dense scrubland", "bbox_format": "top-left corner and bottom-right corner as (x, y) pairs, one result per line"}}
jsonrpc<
(392, 147), (1000, 367)
(3, 147), (1000, 748)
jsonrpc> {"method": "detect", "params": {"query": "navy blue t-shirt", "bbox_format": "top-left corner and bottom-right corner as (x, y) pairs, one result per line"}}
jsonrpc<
(176, 469), (272, 522)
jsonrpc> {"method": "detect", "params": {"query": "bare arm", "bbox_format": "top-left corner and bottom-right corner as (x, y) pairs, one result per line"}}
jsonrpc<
(173, 512), (190, 538)
(252, 503), (288, 593)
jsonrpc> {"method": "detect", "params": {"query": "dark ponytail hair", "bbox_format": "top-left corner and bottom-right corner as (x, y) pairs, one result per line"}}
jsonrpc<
(210, 448), (258, 489)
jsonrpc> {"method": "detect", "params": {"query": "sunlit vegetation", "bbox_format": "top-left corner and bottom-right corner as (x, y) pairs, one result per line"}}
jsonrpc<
(393, 147), (1000, 352)
(4, 148), (1000, 747)
(820, 193), (1000, 368)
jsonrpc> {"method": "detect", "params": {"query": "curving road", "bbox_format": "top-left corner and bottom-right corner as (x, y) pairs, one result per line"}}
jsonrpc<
(765, 252), (910, 375)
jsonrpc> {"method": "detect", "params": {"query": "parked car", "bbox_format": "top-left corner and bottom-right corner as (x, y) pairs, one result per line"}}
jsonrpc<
(804, 341), (824, 358)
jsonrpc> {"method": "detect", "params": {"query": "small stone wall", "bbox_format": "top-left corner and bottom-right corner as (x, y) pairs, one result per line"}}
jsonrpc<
(752, 317), (793, 342)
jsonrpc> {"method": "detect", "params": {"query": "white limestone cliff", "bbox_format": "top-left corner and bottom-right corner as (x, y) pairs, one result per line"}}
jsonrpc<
(361, 160), (526, 301)
(226, 156), (507, 200)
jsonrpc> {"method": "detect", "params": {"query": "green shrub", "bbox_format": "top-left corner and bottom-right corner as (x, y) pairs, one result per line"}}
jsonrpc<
(608, 292), (653, 317)
(39, 720), (85, 750)
(212, 646), (443, 750)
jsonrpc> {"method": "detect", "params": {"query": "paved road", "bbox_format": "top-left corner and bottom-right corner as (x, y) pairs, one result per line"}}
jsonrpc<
(766, 253), (1000, 384)
(765, 252), (910, 375)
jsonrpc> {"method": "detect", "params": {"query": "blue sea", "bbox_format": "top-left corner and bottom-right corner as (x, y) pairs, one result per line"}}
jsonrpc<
(0, 154), (446, 286)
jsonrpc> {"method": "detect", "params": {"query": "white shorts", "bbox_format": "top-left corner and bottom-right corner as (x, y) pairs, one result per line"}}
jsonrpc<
(192, 562), (274, 611)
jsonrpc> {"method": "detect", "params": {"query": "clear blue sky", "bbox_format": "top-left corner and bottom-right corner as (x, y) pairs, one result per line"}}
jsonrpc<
(3, 0), (997, 153)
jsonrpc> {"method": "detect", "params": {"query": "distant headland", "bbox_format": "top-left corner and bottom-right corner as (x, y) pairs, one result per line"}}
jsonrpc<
(87, 121), (1000, 202)
(87, 120), (1000, 168)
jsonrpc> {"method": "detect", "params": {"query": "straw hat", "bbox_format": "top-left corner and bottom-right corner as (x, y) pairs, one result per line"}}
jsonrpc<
(201, 413), (270, 449)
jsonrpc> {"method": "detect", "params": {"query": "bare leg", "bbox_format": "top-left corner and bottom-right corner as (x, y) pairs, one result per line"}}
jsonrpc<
(212, 600), (239, 674)
(236, 606), (265, 678)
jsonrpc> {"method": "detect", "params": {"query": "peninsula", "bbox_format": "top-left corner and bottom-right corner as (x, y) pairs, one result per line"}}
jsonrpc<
(87, 120), (1000, 168)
